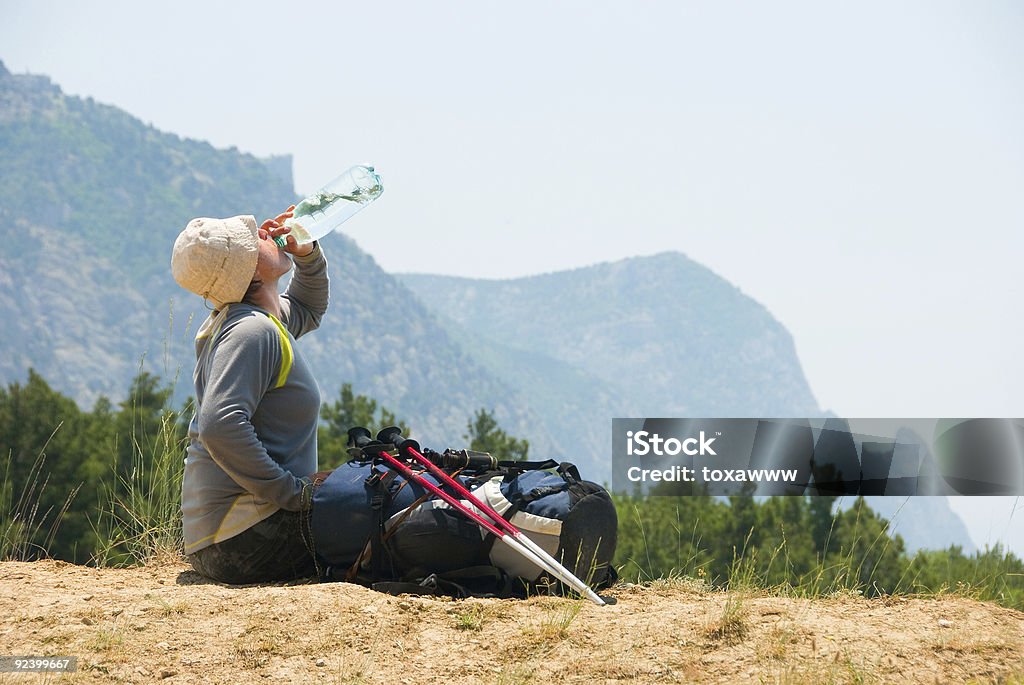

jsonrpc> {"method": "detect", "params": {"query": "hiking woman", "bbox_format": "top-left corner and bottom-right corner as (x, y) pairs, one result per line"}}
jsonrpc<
(171, 207), (331, 583)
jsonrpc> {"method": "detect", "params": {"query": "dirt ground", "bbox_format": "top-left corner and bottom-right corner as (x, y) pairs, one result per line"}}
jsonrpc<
(0, 559), (1022, 684)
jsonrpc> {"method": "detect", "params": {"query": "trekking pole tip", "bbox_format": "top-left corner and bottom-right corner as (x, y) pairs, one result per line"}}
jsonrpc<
(586, 588), (609, 606)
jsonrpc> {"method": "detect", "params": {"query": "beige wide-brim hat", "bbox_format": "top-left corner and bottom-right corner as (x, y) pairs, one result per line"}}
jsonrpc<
(171, 215), (260, 309)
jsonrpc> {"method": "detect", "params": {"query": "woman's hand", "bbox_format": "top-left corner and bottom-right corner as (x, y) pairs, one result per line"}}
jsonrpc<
(261, 206), (314, 257)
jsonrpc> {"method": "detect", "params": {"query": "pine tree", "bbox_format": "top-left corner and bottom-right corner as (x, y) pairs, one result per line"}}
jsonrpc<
(463, 408), (528, 462)
(318, 383), (407, 467)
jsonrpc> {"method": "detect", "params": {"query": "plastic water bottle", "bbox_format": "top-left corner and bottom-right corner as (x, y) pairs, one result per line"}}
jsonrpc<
(274, 164), (384, 247)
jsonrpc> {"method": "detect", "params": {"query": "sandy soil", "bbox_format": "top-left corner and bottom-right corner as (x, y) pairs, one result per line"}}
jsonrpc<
(1, 559), (1022, 684)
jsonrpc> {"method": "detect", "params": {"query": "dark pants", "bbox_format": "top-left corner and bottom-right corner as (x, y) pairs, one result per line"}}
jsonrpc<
(188, 508), (318, 584)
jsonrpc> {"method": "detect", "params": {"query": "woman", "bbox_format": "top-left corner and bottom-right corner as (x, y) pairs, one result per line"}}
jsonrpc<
(171, 207), (330, 583)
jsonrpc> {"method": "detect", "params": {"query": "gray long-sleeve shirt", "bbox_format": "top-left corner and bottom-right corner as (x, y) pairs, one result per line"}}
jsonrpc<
(182, 244), (328, 555)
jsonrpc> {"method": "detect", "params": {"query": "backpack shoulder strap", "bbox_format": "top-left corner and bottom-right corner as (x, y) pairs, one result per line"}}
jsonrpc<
(263, 312), (294, 389)
(195, 305), (295, 390)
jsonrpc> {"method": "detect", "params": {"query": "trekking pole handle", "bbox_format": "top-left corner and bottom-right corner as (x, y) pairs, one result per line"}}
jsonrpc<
(347, 426), (392, 460)
(377, 426), (420, 459)
(347, 426), (373, 448)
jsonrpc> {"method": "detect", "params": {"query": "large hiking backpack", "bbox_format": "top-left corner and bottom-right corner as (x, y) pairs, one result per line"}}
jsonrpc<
(309, 458), (618, 598)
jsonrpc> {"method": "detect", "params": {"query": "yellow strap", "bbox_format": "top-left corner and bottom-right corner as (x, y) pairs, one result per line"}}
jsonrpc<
(266, 313), (293, 389)
(196, 305), (293, 389)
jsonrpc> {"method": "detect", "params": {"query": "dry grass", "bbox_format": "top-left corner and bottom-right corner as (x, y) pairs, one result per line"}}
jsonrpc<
(534, 596), (585, 641)
(773, 656), (880, 685)
(931, 626), (1021, 656)
(232, 624), (283, 669)
(452, 602), (488, 631)
(705, 591), (749, 643)
(757, 623), (801, 661)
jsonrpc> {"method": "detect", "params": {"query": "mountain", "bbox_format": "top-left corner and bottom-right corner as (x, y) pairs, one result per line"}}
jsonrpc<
(0, 61), (542, 459)
(398, 256), (821, 416)
(398, 259), (822, 474)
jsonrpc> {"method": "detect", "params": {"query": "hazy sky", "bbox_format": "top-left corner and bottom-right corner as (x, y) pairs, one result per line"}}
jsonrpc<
(2, 0), (1022, 553)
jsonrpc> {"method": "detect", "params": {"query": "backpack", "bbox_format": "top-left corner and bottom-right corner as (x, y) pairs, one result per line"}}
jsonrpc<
(309, 456), (618, 598)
